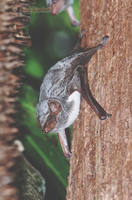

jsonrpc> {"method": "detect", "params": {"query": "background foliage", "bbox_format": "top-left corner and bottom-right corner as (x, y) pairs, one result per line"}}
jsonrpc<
(19, 0), (80, 199)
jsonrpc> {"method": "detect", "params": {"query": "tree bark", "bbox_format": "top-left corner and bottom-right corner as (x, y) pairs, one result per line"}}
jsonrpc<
(0, 0), (31, 200)
(66, 0), (131, 200)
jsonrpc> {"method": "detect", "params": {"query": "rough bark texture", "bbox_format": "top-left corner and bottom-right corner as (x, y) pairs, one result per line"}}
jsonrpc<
(0, 0), (30, 199)
(66, 0), (131, 200)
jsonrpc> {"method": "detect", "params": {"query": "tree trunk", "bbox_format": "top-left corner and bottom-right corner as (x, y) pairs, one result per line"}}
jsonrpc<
(66, 0), (131, 199)
(0, 1), (31, 200)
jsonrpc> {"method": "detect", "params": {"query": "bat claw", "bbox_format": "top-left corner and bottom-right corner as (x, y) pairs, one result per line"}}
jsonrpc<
(106, 113), (112, 119)
(64, 151), (72, 159)
(71, 20), (80, 27)
(100, 113), (112, 120)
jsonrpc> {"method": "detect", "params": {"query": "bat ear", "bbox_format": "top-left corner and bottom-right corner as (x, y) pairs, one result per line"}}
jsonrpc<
(44, 100), (62, 133)
(48, 100), (62, 115)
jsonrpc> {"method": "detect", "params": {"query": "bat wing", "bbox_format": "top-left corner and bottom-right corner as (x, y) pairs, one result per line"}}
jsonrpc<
(79, 66), (111, 120)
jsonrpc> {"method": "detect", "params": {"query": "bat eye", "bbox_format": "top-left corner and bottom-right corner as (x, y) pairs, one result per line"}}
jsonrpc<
(48, 101), (62, 115)
(50, 102), (58, 113)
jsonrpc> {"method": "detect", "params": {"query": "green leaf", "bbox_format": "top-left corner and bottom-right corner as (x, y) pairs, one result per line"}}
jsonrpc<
(25, 58), (44, 78)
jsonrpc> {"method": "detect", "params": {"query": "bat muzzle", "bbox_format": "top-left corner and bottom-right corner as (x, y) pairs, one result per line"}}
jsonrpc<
(43, 115), (57, 134)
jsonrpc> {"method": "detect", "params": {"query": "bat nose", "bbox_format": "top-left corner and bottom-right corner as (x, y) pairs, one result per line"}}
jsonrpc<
(43, 126), (49, 134)
(43, 123), (53, 134)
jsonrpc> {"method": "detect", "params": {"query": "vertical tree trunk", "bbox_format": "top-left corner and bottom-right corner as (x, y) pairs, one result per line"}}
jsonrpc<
(0, 1), (30, 199)
(66, 0), (131, 199)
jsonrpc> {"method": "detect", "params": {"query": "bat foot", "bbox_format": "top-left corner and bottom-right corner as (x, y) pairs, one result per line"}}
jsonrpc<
(71, 20), (79, 27)
(64, 151), (72, 159)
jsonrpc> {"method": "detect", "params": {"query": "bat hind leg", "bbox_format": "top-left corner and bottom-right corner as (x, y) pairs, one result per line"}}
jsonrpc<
(58, 130), (72, 158)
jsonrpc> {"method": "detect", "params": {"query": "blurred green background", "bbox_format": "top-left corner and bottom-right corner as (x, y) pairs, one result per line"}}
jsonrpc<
(19, 0), (80, 199)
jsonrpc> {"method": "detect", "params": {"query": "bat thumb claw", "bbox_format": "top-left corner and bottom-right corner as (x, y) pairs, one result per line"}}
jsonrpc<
(100, 113), (112, 120)
(106, 113), (112, 119)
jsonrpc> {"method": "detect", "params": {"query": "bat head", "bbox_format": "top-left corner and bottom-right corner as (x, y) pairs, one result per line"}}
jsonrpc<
(36, 99), (62, 133)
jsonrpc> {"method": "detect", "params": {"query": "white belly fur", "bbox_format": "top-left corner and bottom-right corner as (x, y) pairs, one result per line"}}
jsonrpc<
(65, 91), (81, 128)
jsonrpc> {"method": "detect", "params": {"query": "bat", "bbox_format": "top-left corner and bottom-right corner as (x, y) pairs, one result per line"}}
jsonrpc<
(37, 32), (111, 158)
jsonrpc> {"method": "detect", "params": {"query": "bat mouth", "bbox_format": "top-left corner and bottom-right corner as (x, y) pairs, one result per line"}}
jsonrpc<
(43, 127), (50, 134)
(43, 124), (53, 134)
